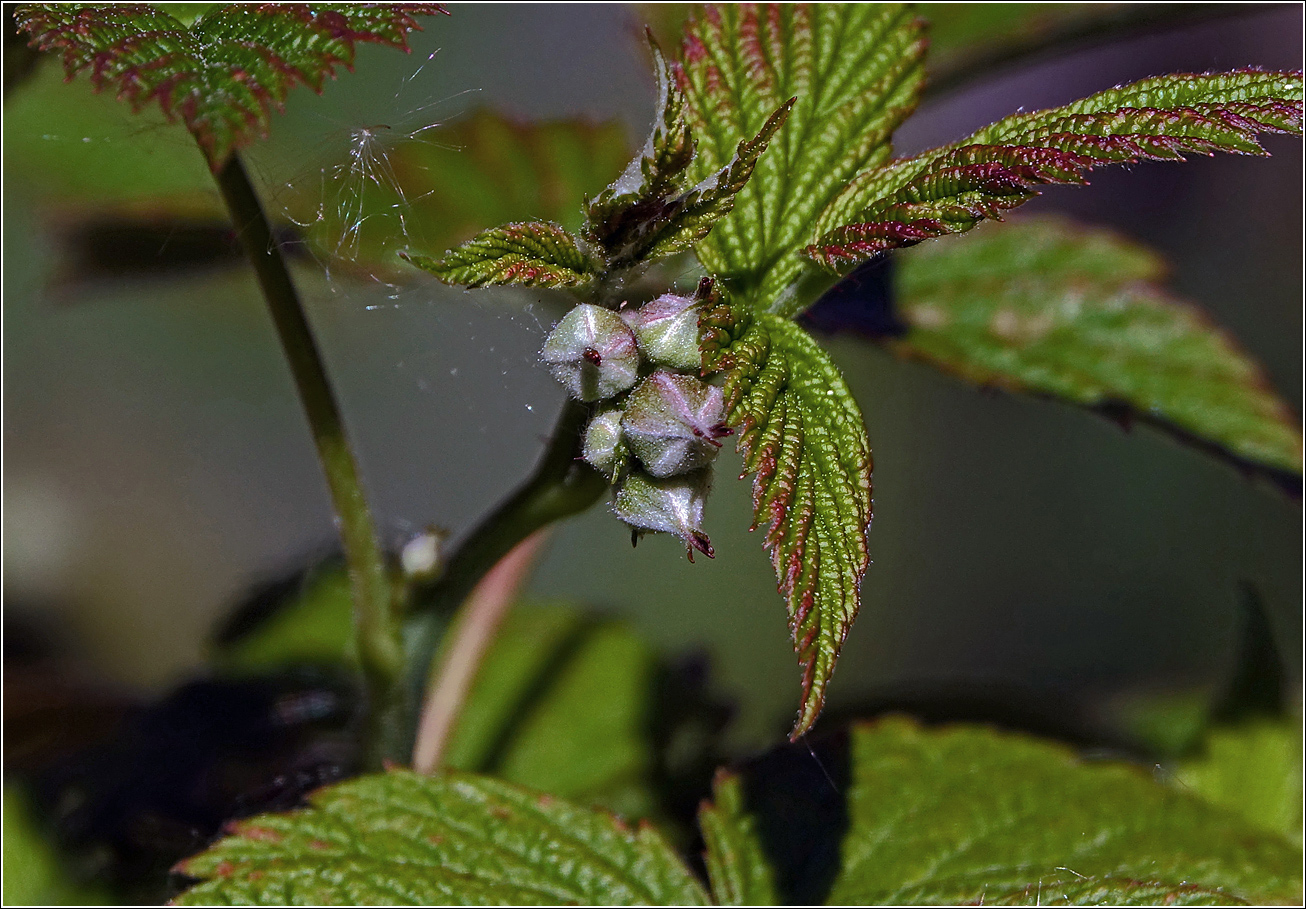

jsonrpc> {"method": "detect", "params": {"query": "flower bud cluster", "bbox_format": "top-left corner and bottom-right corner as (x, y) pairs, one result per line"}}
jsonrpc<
(542, 291), (728, 559)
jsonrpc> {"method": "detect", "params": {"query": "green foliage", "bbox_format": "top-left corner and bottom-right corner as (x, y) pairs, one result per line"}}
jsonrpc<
(3, 787), (86, 905)
(826, 718), (1302, 905)
(1175, 717), (1304, 845)
(808, 70), (1304, 266)
(174, 770), (709, 905)
(404, 221), (602, 288)
(698, 772), (778, 906)
(442, 604), (659, 819)
(678, 3), (927, 310)
(702, 305), (872, 738)
(890, 217), (1304, 474)
(299, 109), (632, 279)
(14, 3), (446, 169)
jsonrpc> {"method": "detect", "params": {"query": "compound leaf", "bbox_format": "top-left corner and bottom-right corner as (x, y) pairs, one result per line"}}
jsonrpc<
(809, 69), (1304, 267)
(828, 718), (1303, 905)
(889, 217), (1303, 475)
(404, 221), (600, 289)
(174, 770), (709, 906)
(15, 3), (446, 169)
(698, 771), (778, 906)
(702, 305), (872, 739)
(678, 3), (927, 309)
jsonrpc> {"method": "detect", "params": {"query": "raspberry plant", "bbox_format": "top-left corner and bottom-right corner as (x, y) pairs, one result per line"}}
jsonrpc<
(7, 3), (1303, 905)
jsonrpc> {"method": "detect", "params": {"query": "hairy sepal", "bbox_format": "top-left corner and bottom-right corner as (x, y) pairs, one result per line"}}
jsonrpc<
(404, 221), (601, 289)
(703, 302), (872, 738)
(807, 69), (1305, 268)
(15, 3), (446, 170)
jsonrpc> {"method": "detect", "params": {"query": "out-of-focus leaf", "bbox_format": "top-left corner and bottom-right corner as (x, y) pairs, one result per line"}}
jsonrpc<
(702, 303), (872, 739)
(888, 217), (1302, 475)
(699, 771), (778, 906)
(444, 604), (658, 819)
(174, 770), (710, 905)
(808, 69), (1304, 266)
(403, 221), (600, 288)
(1174, 717), (1303, 845)
(211, 564), (357, 674)
(678, 3), (927, 311)
(298, 109), (632, 280)
(15, 3), (446, 169)
(827, 717), (1302, 904)
(2, 786), (106, 905)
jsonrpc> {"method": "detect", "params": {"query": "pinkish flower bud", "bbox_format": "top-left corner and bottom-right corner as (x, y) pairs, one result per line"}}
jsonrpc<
(621, 293), (702, 371)
(582, 407), (628, 480)
(613, 468), (714, 560)
(541, 303), (640, 402)
(621, 370), (731, 478)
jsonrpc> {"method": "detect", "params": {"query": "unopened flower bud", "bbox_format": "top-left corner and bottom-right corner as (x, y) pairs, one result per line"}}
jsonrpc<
(613, 468), (714, 560)
(622, 370), (731, 478)
(582, 407), (628, 480)
(621, 293), (702, 371)
(541, 304), (640, 402)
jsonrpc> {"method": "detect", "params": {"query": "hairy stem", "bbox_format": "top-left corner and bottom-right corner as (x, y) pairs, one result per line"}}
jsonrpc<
(213, 153), (404, 768)
(397, 397), (608, 761)
(412, 531), (549, 773)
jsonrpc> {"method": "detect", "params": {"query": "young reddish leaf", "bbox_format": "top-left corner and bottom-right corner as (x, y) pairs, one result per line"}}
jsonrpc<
(583, 36), (793, 269)
(402, 221), (601, 289)
(702, 301), (872, 739)
(890, 217), (1303, 476)
(808, 69), (1304, 268)
(14, 3), (446, 170)
(678, 3), (927, 309)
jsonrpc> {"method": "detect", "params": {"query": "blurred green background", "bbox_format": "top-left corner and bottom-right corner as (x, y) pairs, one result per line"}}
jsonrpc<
(3, 3), (1301, 754)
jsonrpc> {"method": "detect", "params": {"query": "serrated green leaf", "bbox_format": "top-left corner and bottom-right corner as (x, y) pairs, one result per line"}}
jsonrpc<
(1174, 717), (1304, 845)
(678, 3), (926, 308)
(299, 109), (632, 279)
(808, 69), (1304, 266)
(174, 770), (709, 906)
(975, 871), (1243, 906)
(702, 306), (871, 738)
(405, 221), (600, 288)
(15, 3), (446, 169)
(699, 771), (778, 906)
(888, 217), (1302, 474)
(827, 718), (1303, 905)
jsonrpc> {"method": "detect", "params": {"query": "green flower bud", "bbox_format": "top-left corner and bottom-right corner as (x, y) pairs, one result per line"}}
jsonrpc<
(613, 468), (714, 560)
(621, 369), (731, 478)
(582, 407), (628, 480)
(541, 303), (640, 402)
(621, 293), (702, 371)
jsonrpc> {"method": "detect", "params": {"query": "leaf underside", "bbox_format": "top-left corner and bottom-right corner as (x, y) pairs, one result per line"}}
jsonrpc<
(808, 69), (1305, 268)
(404, 221), (600, 288)
(891, 217), (1303, 475)
(678, 3), (927, 311)
(827, 718), (1303, 905)
(175, 770), (709, 906)
(15, 3), (446, 169)
(702, 304), (872, 739)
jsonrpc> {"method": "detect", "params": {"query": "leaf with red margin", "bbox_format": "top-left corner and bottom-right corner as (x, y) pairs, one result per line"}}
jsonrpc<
(701, 298), (872, 739)
(402, 221), (601, 289)
(15, 3), (446, 169)
(807, 69), (1304, 268)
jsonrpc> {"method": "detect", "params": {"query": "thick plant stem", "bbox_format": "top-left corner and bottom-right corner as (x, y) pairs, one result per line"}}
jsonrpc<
(412, 531), (549, 773)
(398, 397), (608, 761)
(213, 154), (404, 768)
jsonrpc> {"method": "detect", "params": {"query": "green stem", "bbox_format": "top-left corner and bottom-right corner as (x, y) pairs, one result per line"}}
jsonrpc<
(398, 397), (608, 761)
(213, 153), (404, 768)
